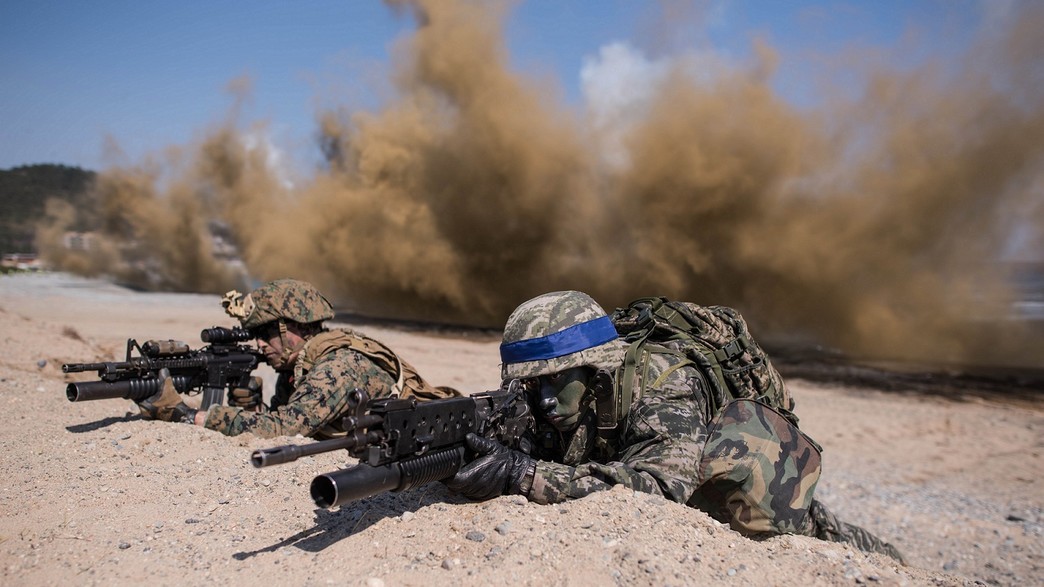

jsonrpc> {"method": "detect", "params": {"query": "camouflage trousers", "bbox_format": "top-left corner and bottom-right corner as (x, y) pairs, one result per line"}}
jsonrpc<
(805, 499), (906, 564)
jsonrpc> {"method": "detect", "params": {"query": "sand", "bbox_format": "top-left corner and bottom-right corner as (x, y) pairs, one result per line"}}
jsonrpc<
(0, 272), (1040, 586)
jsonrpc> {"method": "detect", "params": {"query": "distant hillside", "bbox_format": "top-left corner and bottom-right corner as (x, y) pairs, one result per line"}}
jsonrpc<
(0, 164), (95, 253)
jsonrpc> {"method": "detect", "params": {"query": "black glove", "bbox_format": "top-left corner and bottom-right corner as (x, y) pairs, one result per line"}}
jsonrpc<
(445, 433), (535, 501)
(228, 376), (263, 410)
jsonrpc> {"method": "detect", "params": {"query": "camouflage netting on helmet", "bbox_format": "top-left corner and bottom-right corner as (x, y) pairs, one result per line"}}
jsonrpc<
(236, 279), (335, 329)
(501, 290), (628, 379)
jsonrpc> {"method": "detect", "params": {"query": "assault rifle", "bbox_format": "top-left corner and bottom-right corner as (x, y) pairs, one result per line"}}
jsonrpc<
(62, 326), (262, 410)
(252, 379), (534, 509)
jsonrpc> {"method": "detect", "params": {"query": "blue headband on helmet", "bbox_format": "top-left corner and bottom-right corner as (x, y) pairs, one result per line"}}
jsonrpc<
(500, 315), (618, 364)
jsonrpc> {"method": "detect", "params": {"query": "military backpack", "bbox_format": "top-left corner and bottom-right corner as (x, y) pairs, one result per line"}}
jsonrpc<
(610, 297), (822, 536)
(607, 296), (795, 424)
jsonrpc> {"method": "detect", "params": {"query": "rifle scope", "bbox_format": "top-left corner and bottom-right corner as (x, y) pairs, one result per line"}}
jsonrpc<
(200, 326), (252, 344)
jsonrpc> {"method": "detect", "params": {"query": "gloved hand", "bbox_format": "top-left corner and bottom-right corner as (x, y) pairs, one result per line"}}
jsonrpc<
(228, 376), (263, 410)
(445, 433), (535, 501)
(136, 368), (193, 422)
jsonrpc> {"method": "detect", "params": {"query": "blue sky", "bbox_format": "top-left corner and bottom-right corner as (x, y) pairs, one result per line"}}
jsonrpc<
(0, 1), (987, 171)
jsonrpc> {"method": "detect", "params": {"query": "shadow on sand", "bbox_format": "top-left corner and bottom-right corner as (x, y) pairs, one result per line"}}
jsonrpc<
(232, 484), (467, 559)
(65, 414), (139, 433)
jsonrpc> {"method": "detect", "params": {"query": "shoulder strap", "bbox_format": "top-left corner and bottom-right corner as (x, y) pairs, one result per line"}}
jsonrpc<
(299, 330), (406, 395)
(300, 329), (467, 401)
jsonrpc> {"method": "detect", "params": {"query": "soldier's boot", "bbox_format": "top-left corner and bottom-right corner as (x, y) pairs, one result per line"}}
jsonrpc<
(807, 499), (906, 564)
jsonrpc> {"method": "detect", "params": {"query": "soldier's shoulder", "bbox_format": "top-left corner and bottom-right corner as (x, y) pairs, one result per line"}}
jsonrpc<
(312, 345), (381, 370)
(642, 350), (700, 381)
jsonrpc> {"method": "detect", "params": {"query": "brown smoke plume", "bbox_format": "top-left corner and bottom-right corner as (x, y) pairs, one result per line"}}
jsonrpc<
(39, 0), (1044, 369)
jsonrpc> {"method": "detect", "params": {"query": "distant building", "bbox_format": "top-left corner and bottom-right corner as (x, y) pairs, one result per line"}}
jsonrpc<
(62, 231), (94, 251)
(1, 253), (43, 271)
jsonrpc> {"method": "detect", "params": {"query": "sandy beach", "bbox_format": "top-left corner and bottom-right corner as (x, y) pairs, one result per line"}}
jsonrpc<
(0, 272), (1040, 586)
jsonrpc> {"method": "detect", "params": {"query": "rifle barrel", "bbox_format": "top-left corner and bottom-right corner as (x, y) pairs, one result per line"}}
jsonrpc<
(62, 362), (127, 374)
(251, 435), (360, 468)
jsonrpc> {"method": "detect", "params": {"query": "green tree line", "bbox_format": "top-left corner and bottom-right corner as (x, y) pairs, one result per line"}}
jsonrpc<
(0, 164), (95, 253)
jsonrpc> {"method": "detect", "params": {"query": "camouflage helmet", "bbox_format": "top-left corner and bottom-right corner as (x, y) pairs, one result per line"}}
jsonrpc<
(500, 291), (628, 379)
(223, 279), (335, 329)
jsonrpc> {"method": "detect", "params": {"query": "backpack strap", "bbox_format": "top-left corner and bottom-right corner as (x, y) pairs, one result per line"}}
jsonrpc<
(599, 337), (644, 436)
(649, 358), (693, 389)
(605, 298), (725, 432)
(601, 336), (703, 437)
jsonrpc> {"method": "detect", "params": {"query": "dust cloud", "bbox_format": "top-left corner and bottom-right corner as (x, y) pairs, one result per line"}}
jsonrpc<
(39, 0), (1044, 368)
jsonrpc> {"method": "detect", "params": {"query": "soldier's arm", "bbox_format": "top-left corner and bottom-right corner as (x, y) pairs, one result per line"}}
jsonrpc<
(267, 373), (294, 411)
(528, 383), (709, 505)
(202, 350), (393, 438)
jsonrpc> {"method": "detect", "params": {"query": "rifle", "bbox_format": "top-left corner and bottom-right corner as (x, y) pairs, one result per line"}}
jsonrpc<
(252, 379), (534, 509)
(62, 326), (262, 410)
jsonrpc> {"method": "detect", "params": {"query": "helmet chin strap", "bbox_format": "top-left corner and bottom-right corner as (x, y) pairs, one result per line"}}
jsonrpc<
(276, 320), (301, 365)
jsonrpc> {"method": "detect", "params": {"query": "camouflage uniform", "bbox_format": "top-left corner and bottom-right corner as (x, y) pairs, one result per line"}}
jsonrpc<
(501, 290), (904, 563)
(206, 279), (456, 439)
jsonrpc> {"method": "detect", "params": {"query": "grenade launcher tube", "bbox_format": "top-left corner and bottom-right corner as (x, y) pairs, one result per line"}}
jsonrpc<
(310, 446), (465, 509)
(65, 375), (193, 403)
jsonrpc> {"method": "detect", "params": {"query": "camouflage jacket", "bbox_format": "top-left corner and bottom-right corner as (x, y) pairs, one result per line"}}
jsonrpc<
(203, 328), (451, 439)
(526, 348), (821, 536)
(528, 351), (710, 504)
